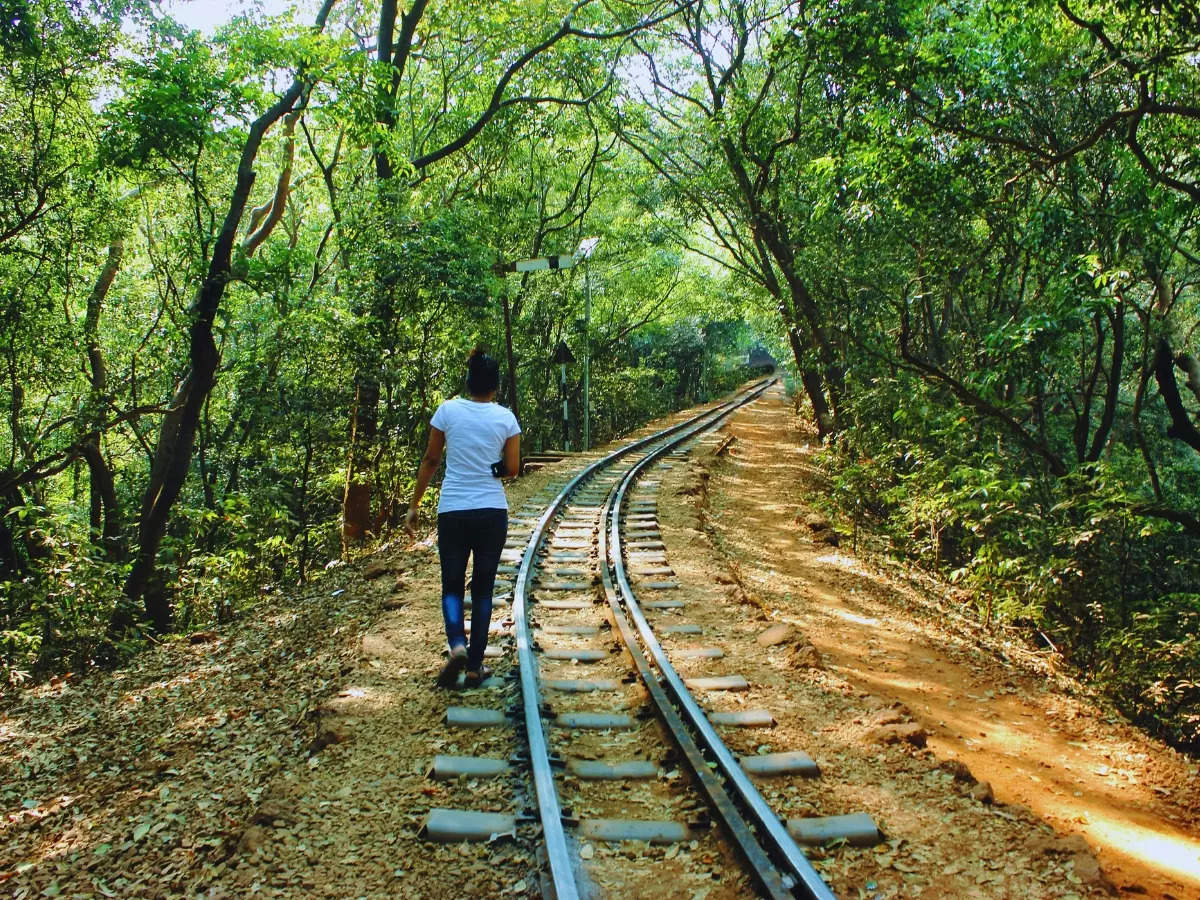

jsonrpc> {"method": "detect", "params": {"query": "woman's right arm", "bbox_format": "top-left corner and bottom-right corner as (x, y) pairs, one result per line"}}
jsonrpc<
(500, 433), (520, 480)
(405, 426), (446, 532)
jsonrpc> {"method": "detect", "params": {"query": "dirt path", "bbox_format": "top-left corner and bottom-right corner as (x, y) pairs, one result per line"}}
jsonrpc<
(3, 383), (1197, 898)
(705, 384), (1200, 899)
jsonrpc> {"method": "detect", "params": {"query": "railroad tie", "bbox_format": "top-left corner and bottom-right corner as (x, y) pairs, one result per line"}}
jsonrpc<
(542, 647), (610, 662)
(684, 674), (749, 691)
(786, 812), (882, 847)
(539, 568), (592, 580)
(422, 808), (516, 843)
(579, 818), (691, 844)
(738, 750), (820, 777)
(429, 755), (510, 780)
(539, 623), (602, 635)
(708, 709), (775, 727)
(567, 759), (659, 780)
(445, 706), (508, 729)
(554, 711), (636, 729)
(543, 678), (622, 692)
(537, 598), (594, 610)
(632, 566), (675, 576)
(674, 647), (724, 659)
(658, 623), (702, 634)
(642, 598), (686, 609)
(463, 593), (511, 608)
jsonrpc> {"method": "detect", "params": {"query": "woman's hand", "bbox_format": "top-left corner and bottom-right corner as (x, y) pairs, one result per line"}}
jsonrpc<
(404, 506), (419, 535)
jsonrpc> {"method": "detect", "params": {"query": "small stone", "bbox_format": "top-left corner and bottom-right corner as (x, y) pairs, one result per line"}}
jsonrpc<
(941, 759), (977, 784)
(250, 801), (292, 827)
(787, 640), (823, 670)
(866, 722), (927, 748)
(364, 559), (394, 579)
(1072, 851), (1115, 892)
(1060, 834), (1092, 855)
(1026, 832), (1090, 857)
(865, 705), (912, 727)
(757, 624), (794, 647)
(308, 725), (349, 755)
(360, 634), (394, 658)
(800, 512), (832, 532)
(238, 826), (268, 854)
(968, 781), (994, 804)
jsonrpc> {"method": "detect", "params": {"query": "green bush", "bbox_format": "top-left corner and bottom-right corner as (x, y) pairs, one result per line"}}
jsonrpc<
(818, 420), (1200, 753)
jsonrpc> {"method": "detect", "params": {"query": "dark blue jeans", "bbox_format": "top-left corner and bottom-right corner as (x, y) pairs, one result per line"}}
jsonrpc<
(437, 508), (508, 672)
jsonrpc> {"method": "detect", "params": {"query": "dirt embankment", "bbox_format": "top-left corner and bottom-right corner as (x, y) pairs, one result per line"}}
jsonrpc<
(701, 384), (1200, 899)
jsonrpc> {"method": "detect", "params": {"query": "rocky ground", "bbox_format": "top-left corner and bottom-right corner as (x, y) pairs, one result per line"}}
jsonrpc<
(2, 383), (1196, 898)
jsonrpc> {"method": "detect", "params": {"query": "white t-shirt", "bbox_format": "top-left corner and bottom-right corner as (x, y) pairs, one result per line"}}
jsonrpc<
(431, 397), (521, 513)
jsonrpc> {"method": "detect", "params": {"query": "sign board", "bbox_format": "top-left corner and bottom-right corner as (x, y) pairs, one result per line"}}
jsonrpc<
(506, 255), (576, 273)
(552, 340), (576, 365)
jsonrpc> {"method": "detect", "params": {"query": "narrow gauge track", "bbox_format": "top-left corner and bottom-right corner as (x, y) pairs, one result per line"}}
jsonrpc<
(423, 380), (836, 899)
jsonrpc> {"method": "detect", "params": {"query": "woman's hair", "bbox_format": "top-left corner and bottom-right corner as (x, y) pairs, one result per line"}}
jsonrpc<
(466, 347), (500, 396)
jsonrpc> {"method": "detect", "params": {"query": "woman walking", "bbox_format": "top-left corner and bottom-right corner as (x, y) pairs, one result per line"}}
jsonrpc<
(406, 350), (520, 688)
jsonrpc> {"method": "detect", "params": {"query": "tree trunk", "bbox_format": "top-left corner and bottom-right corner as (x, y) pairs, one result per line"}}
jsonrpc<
(298, 425), (313, 582)
(82, 240), (125, 558)
(1154, 336), (1200, 454)
(501, 288), (520, 420)
(0, 476), (25, 578)
(117, 3), (334, 633)
(342, 377), (379, 548)
(341, 0), (431, 548)
(81, 441), (121, 559)
(786, 326), (834, 438)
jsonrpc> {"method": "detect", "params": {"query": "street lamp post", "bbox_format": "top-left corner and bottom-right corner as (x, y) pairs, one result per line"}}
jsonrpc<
(576, 237), (599, 449)
(495, 238), (598, 450)
(552, 340), (575, 450)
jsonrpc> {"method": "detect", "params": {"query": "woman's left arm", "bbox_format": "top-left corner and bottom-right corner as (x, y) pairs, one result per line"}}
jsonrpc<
(406, 427), (446, 532)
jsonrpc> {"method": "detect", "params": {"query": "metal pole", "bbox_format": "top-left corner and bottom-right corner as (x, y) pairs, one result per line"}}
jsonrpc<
(561, 362), (569, 451)
(583, 256), (591, 450)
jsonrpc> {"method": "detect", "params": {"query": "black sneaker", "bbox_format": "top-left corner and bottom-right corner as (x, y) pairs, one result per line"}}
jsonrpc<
(435, 644), (468, 688)
(462, 665), (494, 688)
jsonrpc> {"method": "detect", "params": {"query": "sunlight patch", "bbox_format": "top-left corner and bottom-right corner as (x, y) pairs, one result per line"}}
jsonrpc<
(827, 607), (880, 627)
(814, 552), (868, 575)
(1084, 815), (1200, 888)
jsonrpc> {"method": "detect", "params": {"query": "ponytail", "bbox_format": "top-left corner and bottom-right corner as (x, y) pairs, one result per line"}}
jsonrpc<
(466, 348), (500, 396)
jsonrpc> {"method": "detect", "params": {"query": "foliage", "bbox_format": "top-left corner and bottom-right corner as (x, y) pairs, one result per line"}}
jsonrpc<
(2, 0), (1198, 752)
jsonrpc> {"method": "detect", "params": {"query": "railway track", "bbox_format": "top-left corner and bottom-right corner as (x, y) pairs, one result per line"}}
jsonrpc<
(422, 381), (868, 898)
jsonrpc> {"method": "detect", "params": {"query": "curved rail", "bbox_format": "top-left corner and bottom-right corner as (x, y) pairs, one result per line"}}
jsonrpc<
(510, 380), (775, 900)
(606, 387), (836, 899)
(595, 387), (804, 899)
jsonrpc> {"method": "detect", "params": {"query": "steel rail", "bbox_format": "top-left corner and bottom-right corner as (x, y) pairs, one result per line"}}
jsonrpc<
(510, 380), (773, 900)
(607, 381), (837, 900)
(595, 428), (795, 897)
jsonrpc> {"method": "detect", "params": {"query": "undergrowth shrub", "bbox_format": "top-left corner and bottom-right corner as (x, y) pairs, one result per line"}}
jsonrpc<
(1, 506), (126, 684)
(819, 428), (1200, 753)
